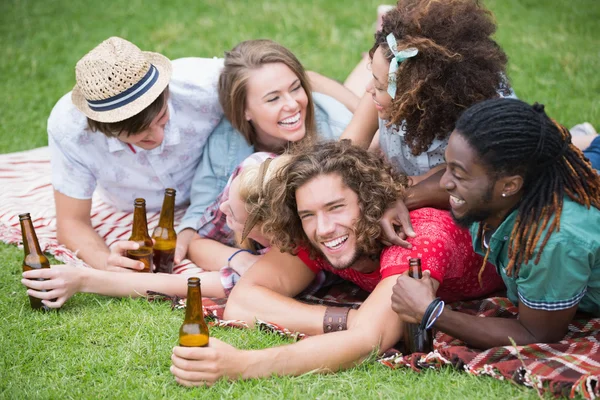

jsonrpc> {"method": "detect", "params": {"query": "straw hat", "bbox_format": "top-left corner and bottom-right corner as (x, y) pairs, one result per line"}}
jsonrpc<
(72, 37), (172, 123)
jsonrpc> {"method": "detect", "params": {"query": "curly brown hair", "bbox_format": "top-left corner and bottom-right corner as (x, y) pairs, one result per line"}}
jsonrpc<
(262, 140), (408, 258)
(371, 0), (511, 155)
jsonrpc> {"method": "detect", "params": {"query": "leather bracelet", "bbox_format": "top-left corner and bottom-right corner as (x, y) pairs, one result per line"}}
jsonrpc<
(323, 306), (350, 333)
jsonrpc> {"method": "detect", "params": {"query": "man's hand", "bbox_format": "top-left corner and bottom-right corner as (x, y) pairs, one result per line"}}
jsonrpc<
(174, 229), (196, 265)
(391, 270), (437, 323)
(380, 199), (416, 248)
(170, 338), (242, 386)
(104, 241), (146, 272)
(21, 265), (84, 308)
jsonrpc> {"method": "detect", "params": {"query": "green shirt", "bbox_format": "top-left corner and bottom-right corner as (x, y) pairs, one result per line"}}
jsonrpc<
(470, 197), (600, 315)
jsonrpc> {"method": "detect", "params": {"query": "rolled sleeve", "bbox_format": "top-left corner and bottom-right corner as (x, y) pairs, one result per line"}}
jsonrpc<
(515, 240), (591, 311)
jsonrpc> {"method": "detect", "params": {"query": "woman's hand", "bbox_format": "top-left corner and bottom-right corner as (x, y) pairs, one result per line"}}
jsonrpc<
(21, 264), (85, 308)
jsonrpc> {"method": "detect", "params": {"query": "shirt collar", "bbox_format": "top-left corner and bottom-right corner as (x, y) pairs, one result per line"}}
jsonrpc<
(470, 208), (518, 255)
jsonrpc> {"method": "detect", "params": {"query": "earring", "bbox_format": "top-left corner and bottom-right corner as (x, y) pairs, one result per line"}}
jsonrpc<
(502, 193), (507, 198)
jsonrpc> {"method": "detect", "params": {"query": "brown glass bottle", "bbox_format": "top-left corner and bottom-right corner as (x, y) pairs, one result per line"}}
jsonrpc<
(151, 188), (177, 274)
(179, 277), (210, 347)
(402, 258), (434, 354)
(19, 213), (55, 311)
(127, 198), (153, 273)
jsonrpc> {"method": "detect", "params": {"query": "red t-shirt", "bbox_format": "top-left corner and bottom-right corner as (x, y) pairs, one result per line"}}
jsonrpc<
(297, 208), (505, 303)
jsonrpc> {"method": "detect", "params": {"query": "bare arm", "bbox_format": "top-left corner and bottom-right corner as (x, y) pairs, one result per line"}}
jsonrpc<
(187, 236), (261, 275)
(340, 93), (380, 148)
(22, 264), (226, 308)
(405, 166), (450, 210)
(171, 277), (404, 385)
(306, 71), (360, 113)
(224, 249), (322, 334)
(391, 271), (576, 348)
(54, 190), (113, 270)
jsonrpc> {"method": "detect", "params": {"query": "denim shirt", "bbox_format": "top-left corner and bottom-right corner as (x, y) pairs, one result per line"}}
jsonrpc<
(177, 92), (352, 232)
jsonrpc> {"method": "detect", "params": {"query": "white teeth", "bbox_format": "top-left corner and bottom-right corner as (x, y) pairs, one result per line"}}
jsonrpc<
(323, 235), (348, 249)
(450, 195), (465, 205)
(279, 113), (300, 125)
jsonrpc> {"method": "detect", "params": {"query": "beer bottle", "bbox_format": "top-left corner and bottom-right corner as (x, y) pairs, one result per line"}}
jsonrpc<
(402, 258), (434, 354)
(126, 198), (153, 272)
(151, 188), (177, 274)
(179, 277), (210, 347)
(19, 213), (54, 311)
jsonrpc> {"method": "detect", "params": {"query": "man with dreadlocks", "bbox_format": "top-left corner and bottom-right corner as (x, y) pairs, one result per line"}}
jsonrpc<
(391, 98), (600, 347)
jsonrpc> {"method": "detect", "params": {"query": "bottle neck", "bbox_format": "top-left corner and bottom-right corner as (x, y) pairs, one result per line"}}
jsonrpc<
(131, 204), (150, 238)
(20, 218), (43, 255)
(157, 195), (175, 228)
(184, 284), (204, 321)
(408, 262), (422, 279)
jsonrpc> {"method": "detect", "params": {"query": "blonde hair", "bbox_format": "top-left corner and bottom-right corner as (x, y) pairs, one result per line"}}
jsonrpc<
(234, 155), (292, 250)
(218, 39), (316, 149)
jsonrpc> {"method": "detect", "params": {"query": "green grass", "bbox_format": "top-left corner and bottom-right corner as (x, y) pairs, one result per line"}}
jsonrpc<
(1, 0), (598, 398)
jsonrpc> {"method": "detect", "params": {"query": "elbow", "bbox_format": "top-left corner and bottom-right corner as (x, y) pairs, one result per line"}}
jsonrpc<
(223, 282), (251, 322)
(55, 223), (68, 245)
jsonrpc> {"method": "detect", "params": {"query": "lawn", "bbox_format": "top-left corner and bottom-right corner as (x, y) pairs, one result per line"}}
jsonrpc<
(1, 0), (598, 398)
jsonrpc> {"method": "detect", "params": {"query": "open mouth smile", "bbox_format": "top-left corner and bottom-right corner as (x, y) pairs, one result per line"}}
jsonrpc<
(322, 234), (349, 250)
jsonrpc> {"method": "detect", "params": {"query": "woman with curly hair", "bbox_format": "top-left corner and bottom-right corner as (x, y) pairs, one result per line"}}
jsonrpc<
(312, 0), (514, 245)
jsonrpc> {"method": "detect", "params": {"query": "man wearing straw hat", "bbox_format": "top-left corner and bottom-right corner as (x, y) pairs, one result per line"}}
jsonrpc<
(48, 37), (223, 271)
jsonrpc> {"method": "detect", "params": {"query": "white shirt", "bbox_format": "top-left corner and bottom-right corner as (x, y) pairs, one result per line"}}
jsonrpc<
(48, 57), (224, 212)
(379, 119), (447, 176)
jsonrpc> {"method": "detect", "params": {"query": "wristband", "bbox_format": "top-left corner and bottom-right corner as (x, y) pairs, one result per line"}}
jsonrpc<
(227, 249), (254, 268)
(420, 297), (443, 332)
(425, 300), (445, 330)
(323, 306), (350, 333)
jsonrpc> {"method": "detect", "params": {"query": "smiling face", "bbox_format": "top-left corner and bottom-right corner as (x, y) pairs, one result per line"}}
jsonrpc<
(440, 131), (522, 228)
(117, 103), (170, 150)
(365, 46), (394, 120)
(295, 173), (363, 270)
(219, 176), (269, 246)
(244, 62), (309, 151)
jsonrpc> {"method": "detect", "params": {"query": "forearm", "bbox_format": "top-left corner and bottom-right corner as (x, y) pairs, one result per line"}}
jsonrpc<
(80, 268), (225, 298)
(434, 308), (537, 349)
(56, 220), (110, 269)
(307, 71), (360, 112)
(187, 238), (239, 271)
(238, 329), (378, 379)
(340, 93), (379, 148)
(235, 279), (404, 379)
(225, 282), (325, 335)
(405, 168), (449, 210)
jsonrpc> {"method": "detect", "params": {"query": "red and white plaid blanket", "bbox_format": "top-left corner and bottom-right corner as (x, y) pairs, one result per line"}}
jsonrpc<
(0, 147), (199, 274)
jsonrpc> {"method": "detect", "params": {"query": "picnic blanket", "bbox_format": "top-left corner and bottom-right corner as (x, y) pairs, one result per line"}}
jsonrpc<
(378, 297), (600, 399)
(4, 147), (600, 398)
(0, 146), (199, 274)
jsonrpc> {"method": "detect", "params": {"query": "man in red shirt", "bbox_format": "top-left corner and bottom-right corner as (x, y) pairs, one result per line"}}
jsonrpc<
(169, 140), (504, 386)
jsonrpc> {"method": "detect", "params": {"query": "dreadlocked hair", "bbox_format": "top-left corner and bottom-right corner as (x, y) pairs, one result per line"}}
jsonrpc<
(262, 139), (408, 259)
(456, 98), (600, 278)
(371, 0), (510, 156)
